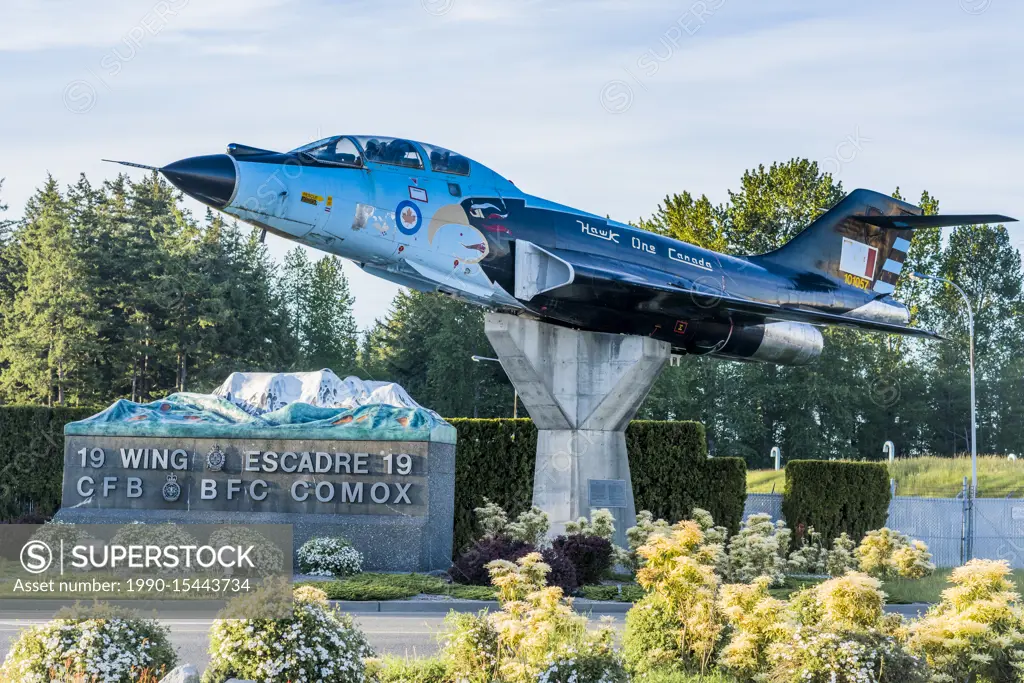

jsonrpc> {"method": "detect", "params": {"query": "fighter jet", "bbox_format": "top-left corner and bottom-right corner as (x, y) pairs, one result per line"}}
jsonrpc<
(106, 136), (1015, 366)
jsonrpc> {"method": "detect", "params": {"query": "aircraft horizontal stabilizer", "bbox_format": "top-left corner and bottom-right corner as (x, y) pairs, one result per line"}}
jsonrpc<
(857, 214), (1017, 229)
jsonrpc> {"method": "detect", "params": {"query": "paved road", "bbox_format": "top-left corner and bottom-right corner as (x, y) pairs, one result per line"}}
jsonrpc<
(0, 604), (927, 674)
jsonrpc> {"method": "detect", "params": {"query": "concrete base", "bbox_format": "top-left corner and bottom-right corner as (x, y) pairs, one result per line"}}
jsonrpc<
(484, 313), (670, 547)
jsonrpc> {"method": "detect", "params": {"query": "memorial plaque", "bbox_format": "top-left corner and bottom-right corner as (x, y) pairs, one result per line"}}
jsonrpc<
(588, 479), (628, 508)
(55, 372), (457, 572)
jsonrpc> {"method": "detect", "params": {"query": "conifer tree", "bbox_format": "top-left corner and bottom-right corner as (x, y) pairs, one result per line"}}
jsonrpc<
(0, 176), (100, 405)
(304, 256), (359, 375)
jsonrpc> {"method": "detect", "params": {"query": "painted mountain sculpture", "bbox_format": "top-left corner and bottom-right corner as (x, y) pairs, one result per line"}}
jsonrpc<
(65, 370), (454, 443)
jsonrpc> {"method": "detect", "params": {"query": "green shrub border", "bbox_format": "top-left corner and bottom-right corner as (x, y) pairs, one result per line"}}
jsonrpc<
(0, 406), (95, 521)
(781, 459), (890, 547)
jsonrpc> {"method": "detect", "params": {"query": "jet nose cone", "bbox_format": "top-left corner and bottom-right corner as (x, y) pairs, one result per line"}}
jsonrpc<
(161, 154), (236, 208)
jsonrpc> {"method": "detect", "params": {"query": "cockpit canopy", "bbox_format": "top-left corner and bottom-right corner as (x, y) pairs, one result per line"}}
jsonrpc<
(291, 137), (363, 167)
(289, 136), (472, 175)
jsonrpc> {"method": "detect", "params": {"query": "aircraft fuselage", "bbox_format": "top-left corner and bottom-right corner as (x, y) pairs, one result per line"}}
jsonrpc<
(139, 136), (933, 366)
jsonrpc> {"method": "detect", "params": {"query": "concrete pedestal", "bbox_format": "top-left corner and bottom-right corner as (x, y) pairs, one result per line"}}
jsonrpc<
(484, 313), (671, 547)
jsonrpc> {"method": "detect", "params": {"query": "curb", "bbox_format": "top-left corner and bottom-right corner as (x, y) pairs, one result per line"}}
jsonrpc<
(329, 599), (926, 616)
(330, 598), (633, 614)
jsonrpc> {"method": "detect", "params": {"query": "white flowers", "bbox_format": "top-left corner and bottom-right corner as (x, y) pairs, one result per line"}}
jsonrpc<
(728, 513), (791, 586)
(0, 611), (175, 682)
(297, 536), (364, 577)
(205, 585), (372, 683)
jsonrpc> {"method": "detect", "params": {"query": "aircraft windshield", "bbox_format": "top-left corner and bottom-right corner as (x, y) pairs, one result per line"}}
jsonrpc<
(291, 137), (362, 167)
(421, 143), (470, 175)
(353, 136), (423, 169)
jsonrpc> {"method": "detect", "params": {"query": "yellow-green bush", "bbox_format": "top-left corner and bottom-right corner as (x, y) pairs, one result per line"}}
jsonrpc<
(441, 552), (625, 683)
(908, 559), (1024, 682)
(857, 528), (935, 580)
(717, 577), (790, 679)
(624, 520), (725, 675)
(762, 573), (922, 683)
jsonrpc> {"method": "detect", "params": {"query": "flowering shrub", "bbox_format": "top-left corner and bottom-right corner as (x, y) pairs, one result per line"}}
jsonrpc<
(625, 510), (670, 571)
(203, 585), (373, 683)
(442, 552), (624, 683)
(207, 525), (284, 576)
(535, 632), (626, 683)
(727, 513), (790, 586)
(297, 536), (363, 577)
(857, 528), (935, 580)
(625, 520), (725, 675)
(505, 505), (551, 547)
(717, 577), (791, 679)
(0, 604), (176, 683)
(825, 532), (858, 577)
(786, 526), (828, 575)
(564, 508), (617, 541)
(908, 559), (1024, 682)
(767, 627), (921, 683)
(441, 610), (500, 682)
(30, 519), (87, 554)
(764, 573), (922, 683)
(110, 522), (200, 574)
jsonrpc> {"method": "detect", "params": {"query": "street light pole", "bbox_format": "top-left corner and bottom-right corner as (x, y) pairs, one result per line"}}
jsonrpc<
(911, 271), (976, 498)
(471, 355), (518, 418)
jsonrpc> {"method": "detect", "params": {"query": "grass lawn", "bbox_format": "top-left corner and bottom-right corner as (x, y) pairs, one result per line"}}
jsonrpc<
(578, 576), (822, 603)
(882, 567), (1024, 604)
(305, 567), (1024, 606)
(302, 572), (496, 601)
(748, 455), (1024, 497)
(746, 469), (786, 494)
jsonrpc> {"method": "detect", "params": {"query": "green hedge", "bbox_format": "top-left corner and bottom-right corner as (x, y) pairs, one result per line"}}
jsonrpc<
(781, 459), (890, 546)
(628, 421), (746, 535)
(447, 418), (537, 557)
(450, 418), (746, 552)
(0, 406), (94, 521)
(0, 409), (746, 557)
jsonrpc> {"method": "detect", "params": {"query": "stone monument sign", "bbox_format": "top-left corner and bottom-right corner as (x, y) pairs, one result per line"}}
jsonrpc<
(56, 371), (456, 572)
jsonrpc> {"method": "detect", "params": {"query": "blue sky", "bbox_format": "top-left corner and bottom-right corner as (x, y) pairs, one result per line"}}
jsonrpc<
(1, 0), (1021, 329)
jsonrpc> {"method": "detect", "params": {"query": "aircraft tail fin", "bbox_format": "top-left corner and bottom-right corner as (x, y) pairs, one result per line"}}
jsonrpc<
(752, 189), (1014, 295)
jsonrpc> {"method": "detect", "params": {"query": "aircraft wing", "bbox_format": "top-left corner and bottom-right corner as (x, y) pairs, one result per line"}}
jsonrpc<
(566, 259), (943, 340)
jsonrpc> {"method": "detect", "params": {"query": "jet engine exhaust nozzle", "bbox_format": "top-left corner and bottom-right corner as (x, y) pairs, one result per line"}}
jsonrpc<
(161, 154), (237, 209)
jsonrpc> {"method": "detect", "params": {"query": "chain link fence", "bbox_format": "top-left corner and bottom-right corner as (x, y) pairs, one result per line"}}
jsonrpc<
(742, 493), (783, 523)
(742, 491), (1024, 568)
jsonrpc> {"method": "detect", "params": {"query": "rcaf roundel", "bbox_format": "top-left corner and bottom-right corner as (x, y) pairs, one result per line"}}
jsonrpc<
(396, 200), (422, 235)
(839, 238), (878, 279)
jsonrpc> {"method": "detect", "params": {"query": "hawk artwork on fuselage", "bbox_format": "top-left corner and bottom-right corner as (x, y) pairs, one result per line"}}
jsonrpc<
(106, 136), (1016, 366)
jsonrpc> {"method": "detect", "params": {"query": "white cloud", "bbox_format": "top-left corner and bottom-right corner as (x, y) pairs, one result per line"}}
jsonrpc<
(0, 0), (293, 52)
